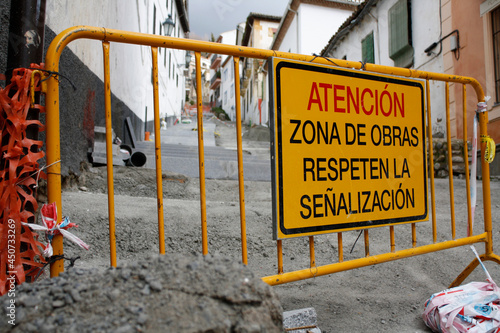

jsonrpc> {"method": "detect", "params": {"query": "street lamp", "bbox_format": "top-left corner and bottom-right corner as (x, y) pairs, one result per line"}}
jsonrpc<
(185, 51), (192, 67)
(162, 15), (175, 37)
(191, 69), (196, 87)
(176, 51), (192, 69)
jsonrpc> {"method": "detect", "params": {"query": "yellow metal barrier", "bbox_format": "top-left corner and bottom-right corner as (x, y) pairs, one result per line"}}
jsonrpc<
(44, 26), (499, 287)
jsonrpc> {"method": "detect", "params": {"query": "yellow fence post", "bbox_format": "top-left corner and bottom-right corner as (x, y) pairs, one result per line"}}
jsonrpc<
(102, 41), (117, 267)
(195, 51), (208, 256)
(151, 46), (166, 255)
(445, 82), (457, 240)
(233, 56), (248, 265)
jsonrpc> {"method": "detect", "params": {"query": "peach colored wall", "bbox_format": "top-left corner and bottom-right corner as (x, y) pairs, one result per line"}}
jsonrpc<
(450, 0), (487, 141)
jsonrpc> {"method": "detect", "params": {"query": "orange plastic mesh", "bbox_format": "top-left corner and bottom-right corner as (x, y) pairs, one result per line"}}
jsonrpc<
(0, 64), (47, 295)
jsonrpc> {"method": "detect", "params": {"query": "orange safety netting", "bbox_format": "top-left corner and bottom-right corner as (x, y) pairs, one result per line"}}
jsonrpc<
(0, 64), (47, 295)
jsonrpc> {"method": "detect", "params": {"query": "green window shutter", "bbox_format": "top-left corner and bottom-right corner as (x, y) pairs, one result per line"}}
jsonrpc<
(362, 32), (375, 64)
(389, 0), (414, 67)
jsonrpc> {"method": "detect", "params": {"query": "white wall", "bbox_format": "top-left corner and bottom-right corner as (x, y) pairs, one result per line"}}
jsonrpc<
(45, 0), (187, 123)
(278, 4), (354, 55)
(221, 58), (236, 120)
(219, 29), (237, 120)
(280, 15), (299, 53)
(243, 18), (280, 126)
(328, 0), (445, 133)
(299, 4), (353, 55)
(220, 29), (237, 47)
(254, 20), (280, 49)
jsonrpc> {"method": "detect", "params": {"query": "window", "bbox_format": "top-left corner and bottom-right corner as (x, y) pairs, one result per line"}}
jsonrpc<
(168, 52), (171, 77)
(173, 13), (176, 37)
(388, 0), (413, 68)
(224, 91), (228, 105)
(361, 32), (375, 64)
(230, 83), (234, 98)
(492, 6), (500, 102)
(246, 91), (249, 114)
(250, 79), (253, 100)
(159, 25), (162, 54)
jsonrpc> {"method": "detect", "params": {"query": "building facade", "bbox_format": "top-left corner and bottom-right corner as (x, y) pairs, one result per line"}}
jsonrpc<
(209, 29), (239, 120)
(45, 0), (190, 128)
(1, 0), (189, 175)
(321, 0), (446, 136)
(271, 0), (360, 55)
(447, 1), (500, 145)
(240, 13), (281, 126)
(186, 52), (210, 109)
(451, 0), (500, 174)
(219, 29), (238, 121)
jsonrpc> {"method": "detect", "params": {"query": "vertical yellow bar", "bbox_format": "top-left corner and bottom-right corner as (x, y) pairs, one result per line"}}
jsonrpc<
(426, 80), (436, 243)
(445, 82), (456, 239)
(364, 230), (369, 256)
(412, 223), (417, 248)
(47, 76), (64, 277)
(390, 226), (395, 253)
(477, 105), (493, 255)
(309, 236), (316, 268)
(338, 233), (343, 262)
(462, 84), (473, 236)
(195, 52), (208, 256)
(102, 42), (117, 267)
(233, 56), (248, 265)
(151, 47), (165, 254)
(277, 240), (283, 274)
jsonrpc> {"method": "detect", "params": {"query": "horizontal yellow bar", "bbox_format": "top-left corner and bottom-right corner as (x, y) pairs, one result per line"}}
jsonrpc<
(45, 26), (485, 102)
(262, 233), (487, 286)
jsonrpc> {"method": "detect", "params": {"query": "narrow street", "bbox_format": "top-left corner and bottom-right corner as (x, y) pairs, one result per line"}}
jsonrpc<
(140, 115), (272, 181)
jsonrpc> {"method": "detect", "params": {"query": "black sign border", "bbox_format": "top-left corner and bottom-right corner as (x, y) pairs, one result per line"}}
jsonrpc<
(269, 58), (428, 239)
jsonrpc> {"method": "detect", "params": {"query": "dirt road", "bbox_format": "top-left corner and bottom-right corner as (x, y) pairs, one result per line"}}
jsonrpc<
(58, 118), (500, 332)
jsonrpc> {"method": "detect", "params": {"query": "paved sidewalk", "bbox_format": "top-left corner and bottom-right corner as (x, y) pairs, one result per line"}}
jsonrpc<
(153, 116), (216, 147)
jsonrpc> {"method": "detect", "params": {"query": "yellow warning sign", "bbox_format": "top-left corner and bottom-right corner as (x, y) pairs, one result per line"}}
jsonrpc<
(269, 58), (428, 239)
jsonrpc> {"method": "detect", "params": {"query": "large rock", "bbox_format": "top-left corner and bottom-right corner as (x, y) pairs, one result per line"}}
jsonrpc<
(0, 254), (283, 332)
(243, 125), (270, 142)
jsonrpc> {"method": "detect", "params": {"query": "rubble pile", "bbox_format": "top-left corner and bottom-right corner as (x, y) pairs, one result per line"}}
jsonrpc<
(0, 254), (283, 333)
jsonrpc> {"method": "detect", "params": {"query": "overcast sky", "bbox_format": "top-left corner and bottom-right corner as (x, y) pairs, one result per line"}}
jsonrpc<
(188, 0), (289, 40)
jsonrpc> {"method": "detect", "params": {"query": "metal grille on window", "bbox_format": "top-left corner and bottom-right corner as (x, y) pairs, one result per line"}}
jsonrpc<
(492, 6), (500, 102)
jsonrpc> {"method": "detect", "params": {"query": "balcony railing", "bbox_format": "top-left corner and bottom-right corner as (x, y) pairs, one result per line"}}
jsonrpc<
(210, 74), (221, 90)
(210, 54), (221, 69)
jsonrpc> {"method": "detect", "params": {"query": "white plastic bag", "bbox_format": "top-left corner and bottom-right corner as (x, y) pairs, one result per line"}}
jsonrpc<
(422, 247), (500, 333)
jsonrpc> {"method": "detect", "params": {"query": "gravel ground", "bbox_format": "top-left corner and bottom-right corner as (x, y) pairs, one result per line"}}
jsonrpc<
(3, 120), (500, 332)
(57, 170), (500, 333)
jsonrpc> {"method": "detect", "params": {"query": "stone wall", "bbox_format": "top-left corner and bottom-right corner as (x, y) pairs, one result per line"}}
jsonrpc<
(430, 138), (471, 178)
